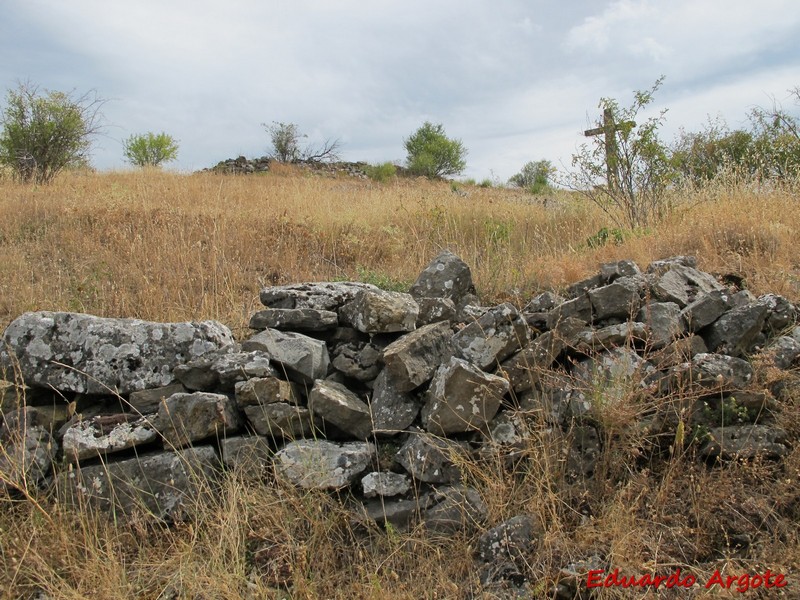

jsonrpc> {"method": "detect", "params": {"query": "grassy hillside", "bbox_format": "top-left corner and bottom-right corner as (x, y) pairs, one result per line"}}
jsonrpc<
(1, 168), (799, 599)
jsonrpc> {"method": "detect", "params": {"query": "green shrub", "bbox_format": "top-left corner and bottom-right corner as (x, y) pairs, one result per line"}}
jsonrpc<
(404, 122), (467, 179)
(364, 162), (396, 183)
(123, 132), (179, 167)
(509, 160), (554, 194)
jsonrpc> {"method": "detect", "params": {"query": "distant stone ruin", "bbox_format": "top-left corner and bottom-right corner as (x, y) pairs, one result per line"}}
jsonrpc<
(204, 155), (373, 179)
(1, 251), (798, 588)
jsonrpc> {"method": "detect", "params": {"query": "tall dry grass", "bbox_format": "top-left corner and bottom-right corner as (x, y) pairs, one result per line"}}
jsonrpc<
(1, 169), (799, 598)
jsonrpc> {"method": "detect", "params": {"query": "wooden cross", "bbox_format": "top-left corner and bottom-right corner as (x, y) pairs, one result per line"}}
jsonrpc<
(584, 108), (636, 191)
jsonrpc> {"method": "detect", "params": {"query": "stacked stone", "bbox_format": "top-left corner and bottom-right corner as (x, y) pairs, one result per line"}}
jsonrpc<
(0, 252), (797, 540)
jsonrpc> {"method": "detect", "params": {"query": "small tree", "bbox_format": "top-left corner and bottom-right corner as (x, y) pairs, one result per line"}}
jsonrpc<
(264, 121), (341, 163)
(404, 122), (467, 178)
(567, 77), (673, 228)
(0, 82), (104, 184)
(123, 132), (179, 167)
(509, 160), (554, 194)
(747, 87), (800, 181)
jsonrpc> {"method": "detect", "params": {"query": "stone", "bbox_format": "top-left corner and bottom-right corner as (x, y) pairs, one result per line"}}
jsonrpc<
(422, 357), (509, 435)
(0, 407), (57, 491)
(248, 308), (338, 331)
(275, 439), (375, 490)
(701, 302), (769, 357)
(419, 485), (488, 535)
(408, 250), (474, 304)
(415, 297), (457, 326)
(599, 259), (641, 282)
(0, 312), (234, 395)
(646, 255), (697, 275)
(758, 294), (797, 334)
(244, 402), (315, 439)
(331, 342), (382, 382)
(588, 276), (643, 321)
(692, 353), (754, 389)
(572, 348), (655, 391)
(574, 322), (648, 353)
(369, 370), (420, 435)
(361, 471), (411, 498)
(651, 264), (726, 307)
(652, 335), (708, 369)
(680, 290), (730, 332)
(547, 294), (593, 328)
(62, 414), (158, 462)
(566, 273), (604, 299)
(173, 349), (277, 391)
(700, 425), (788, 460)
(235, 376), (300, 407)
(358, 497), (432, 531)
(382, 321), (453, 392)
(339, 289), (418, 334)
(59, 446), (218, 520)
(395, 433), (469, 484)
(259, 281), (380, 311)
(476, 514), (541, 565)
(452, 303), (529, 370)
(308, 379), (372, 440)
(153, 392), (241, 449)
(636, 302), (685, 348)
(523, 291), (562, 313)
(766, 336), (800, 370)
(242, 329), (330, 384)
(220, 435), (272, 472)
(565, 425), (600, 481)
(128, 383), (187, 414)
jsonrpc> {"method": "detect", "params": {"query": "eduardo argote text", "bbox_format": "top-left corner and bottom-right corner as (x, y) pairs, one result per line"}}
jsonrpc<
(587, 568), (787, 593)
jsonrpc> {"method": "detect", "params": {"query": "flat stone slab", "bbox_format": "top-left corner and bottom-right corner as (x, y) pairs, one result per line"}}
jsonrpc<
(275, 439), (375, 490)
(0, 312), (234, 395)
(62, 414), (159, 462)
(153, 392), (241, 449)
(260, 281), (381, 311)
(242, 329), (330, 384)
(361, 471), (411, 498)
(244, 402), (315, 439)
(249, 308), (338, 331)
(339, 289), (419, 334)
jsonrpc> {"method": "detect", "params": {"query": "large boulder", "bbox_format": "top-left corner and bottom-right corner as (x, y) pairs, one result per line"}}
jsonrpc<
(408, 250), (475, 305)
(0, 312), (234, 395)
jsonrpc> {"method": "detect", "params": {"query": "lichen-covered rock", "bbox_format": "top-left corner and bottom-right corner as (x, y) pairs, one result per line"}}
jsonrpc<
(153, 392), (241, 448)
(396, 433), (469, 483)
(758, 293), (797, 334)
(220, 435), (272, 472)
(331, 341), (382, 382)
(339, 289), (419, 333)
(701, 302), (769, 357)
(765, 335), (800, 370)
(409, 250), (474, 304)
(173, 349), (277, 391)
(369, 370), (420, 435)
(249, 308), (338, 331)
(275, 439), (375, 490)
(244, 402), (315, 439)
(62, 414), (158, 462)
(422, 357), (509, 435)
(415, 297), (457, 326)
(0, 407), (57, 492)
(476, 514), (541, 565)
(0, 312), (234, 395)
(242, 329), (330, 384)
(651, 264), (726, 307)
(637, 302), (685, 348)
(59, 446), (218, 520)
(235, 376), (300, 407)
(574, 322), (648, 353)
(700, 425), (788, 460)
(547, 294), (593, 327)
(419, 485), (488, 535)
(452, 303), (529, 370)
(128, 383), (187, 414)
(588, 276), (643, 320)
(382, 321), (453, 392)
(692, 353), (754, 389)
(259, 281), (380, 311)
(679, 290), (730, 332)
(308, 379), (372, 440)
(361, 471), (411, 498)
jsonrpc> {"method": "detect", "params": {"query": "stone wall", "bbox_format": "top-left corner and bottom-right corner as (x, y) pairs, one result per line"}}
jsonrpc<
(1, 251), (798, 590)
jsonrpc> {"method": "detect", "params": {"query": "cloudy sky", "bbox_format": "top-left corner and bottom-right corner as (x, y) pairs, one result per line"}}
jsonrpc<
(2, 0), (799, 180)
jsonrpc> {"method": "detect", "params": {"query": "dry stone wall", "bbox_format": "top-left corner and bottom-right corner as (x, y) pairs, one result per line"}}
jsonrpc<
(1, 251), (799, 583)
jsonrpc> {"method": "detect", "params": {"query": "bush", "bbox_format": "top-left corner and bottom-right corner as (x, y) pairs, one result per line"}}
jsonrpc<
(0, 82), (104, 184)
(264, 121), (341, 163)
(123, 132), (179, 167)
(509, 160), (554, 194)
(364, 162), (397, 183)
(404, 122), (467, 178)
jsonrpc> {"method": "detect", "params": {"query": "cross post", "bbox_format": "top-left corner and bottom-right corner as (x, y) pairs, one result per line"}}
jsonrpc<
(584, 108), (636, 192)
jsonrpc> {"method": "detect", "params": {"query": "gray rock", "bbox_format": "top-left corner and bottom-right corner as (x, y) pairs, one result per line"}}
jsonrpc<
(0, 408), (57, 491)
(244, 402), (315, 439)
(700, 425), (788, 460)
(128, 383), (187, 414)
(758, 294), (797, 334)
(358, 496), (432, 531)
(422, 357), (509, 435)
(420, 485), (488, 535)
(339, 289), (418, 334)
(235, 376), (300, 407)
(523, 291), (562, 313)
(369, 370), (420, 435)
(566, 273), (604, 299)
(476, 514), (541, 564)
(680, 290), (730, 332)
(646, 255), (697, 275)
(566, 425), (600, 481)
(248, 308), (338, 331)
(452, 303), (529, 370)
(652, 335), (708, 369)
(572, 348), (654, 391)
(395, 433), (469, 483)
(599, 259), (641, 282)
(547, 294), (593, 327)
(308, 379), (372, 439)
(361, 471), (411, 498)
(220, 435), (272, 472)
(574, 322), (648, 352)
(331, 342), (382, 382)
(259, 281), (381, 311)
(637, 302), (685, 348)
(59, 446), (219, 520)
(415, 297), (457, 326)
(702, 302), (769, 357)
(409, 250), (474, 304)
(154, 392), (241, 449)
(692, 353), (754, 389)
(242, 329), (330, 384)
(766, 336), (800, 370)
(651, 264), (726, 307)
(275, 439), (375, 490)
(0, 312), (234, 395)
(62, 414), (158, 462)
(174, 349), (277, 391)
(588, 276), (643, 321)
(382, 321), (453, 392)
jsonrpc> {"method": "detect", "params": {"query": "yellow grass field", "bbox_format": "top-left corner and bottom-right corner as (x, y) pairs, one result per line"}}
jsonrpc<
(1, 168), (800, 599)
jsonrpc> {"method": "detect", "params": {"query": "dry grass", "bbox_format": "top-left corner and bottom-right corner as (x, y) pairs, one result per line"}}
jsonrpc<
(1, 169), (800, 598)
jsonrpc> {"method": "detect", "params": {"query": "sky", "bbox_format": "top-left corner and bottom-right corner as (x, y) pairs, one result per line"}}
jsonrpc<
(2, 0), (799, 181)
